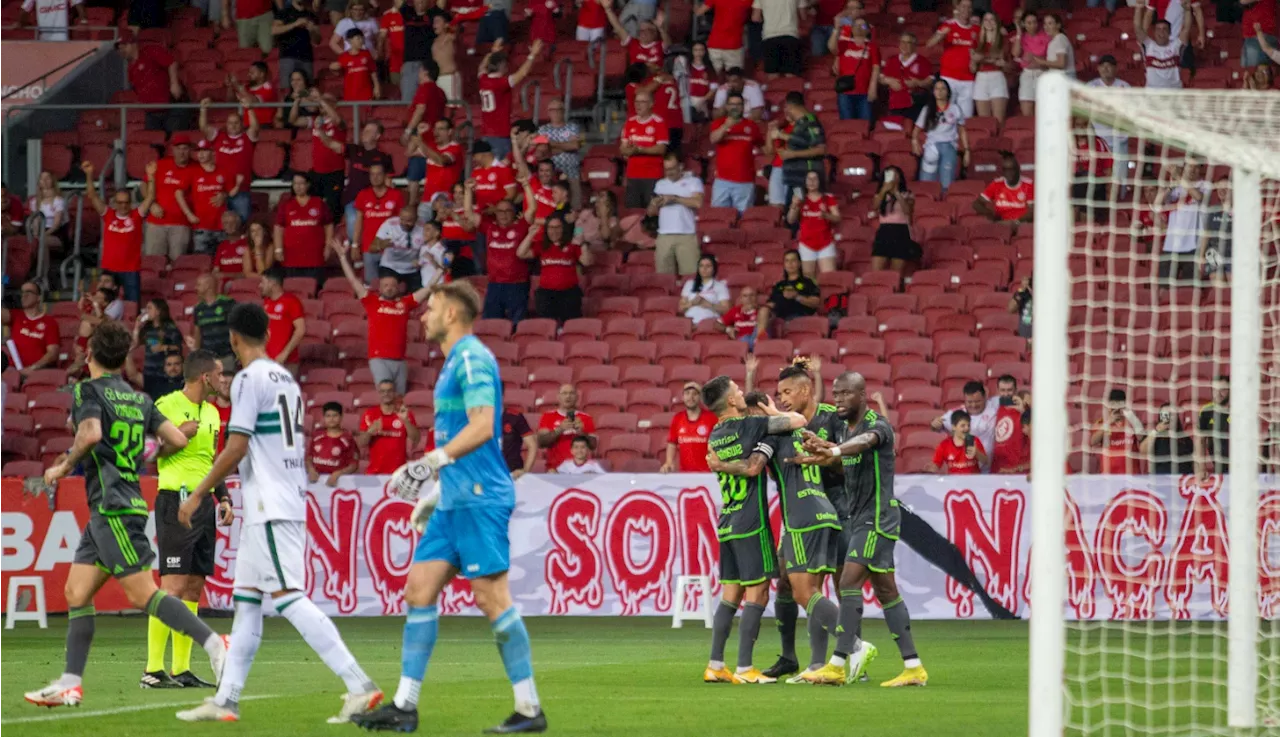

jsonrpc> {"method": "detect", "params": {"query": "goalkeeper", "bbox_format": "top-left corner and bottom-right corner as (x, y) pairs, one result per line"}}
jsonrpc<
(354, 282), (545, 735)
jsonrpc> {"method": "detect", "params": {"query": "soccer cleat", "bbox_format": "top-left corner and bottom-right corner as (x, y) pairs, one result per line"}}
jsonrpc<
(176, 697), (239, 722)
(24, 682), (83, 708)
(140, 670), (184, 689)
(800, 664), (847, 685)
(730, 668), (777, 684)
(326, 689), (385, 724)
(703, 666), (734, 683)
(483, 710), (548, 734)
(846, 641), (879, 684)
(880, 665), (929, 688)
(760, 655), (800, 680)
(785, 667), (819, 684)
(350, 703), (419, 732)
(171, 671), (215, 688)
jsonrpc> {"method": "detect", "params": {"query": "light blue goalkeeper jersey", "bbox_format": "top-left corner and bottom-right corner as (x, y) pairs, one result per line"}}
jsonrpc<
(433, 334), (515, 511)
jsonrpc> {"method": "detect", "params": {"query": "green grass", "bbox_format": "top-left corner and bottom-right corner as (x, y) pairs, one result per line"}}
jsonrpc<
(2, 616), (1029, 736)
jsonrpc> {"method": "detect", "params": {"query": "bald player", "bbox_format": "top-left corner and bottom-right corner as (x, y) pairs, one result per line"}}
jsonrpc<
(793, 371), (927, 687)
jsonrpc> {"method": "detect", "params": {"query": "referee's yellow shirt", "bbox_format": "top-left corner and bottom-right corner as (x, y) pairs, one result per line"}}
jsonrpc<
(154, 389), (221, 493)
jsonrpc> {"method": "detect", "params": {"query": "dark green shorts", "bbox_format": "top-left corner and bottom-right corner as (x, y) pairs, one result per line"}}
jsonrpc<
(845, 518), (897, 573)
(73, 514), (156, 577)
(779, 527), (841, 575)
(719, 529), (778, 586)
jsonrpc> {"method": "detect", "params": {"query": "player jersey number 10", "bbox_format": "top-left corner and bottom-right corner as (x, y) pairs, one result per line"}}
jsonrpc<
(480, 89), (496, 113)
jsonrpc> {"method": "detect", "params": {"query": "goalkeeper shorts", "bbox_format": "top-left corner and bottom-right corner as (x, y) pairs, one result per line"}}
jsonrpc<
(414, 505), (512, 578)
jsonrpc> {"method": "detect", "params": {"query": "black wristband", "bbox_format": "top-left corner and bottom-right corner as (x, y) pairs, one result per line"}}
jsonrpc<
(212, 483), (230, 504)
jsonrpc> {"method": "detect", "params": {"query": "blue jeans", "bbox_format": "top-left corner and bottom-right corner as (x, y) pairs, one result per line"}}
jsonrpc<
(485, 137), (512, 163)
(1085, 0), (1116, 11)
(711, 179), (754, 213)
(838, 93), (871, 121)
(344, 202), (359, 241)
(400, 60), (422, 104)
(810, 25), (833, 56)
(767, 166), (786, 205)
(228, 192), (251, 226)
(1244, 35), (1279, 67)
(475, 10), (509, 45)
(920, 141), (958, 193)
(112, 270), (141, 303)
(482, 281), (529, 323)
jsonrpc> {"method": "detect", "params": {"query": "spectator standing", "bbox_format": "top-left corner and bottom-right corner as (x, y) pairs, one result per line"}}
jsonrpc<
(679, 254), (731, 324)
(351, 163), (406, 281)
(145, 133), (198, 261)
(1134, 6), (1197, 90)
(577, 0), (608, 41)
(132, 352), (186, 400)
(17, 0), (85, 41)
(476, 0), (513, 45)
(1198, 184), (1233, 285)
(227, 0), (274, 53)
(604, 3), (668, 64)
(811, 0), (854, 58)
(133, 298), (184, 399)
(555, 437), (608, 473)
(408, 118), (464, 207)
(527, 0), (559, 50)
(621, 91), (671, 208)
(1157, 161), (1208, 281)
(379, 0), (406, 89)
(199, 99), (258, 225)
(881, 33), (933, 119)
(932, 380), (1000, 465)
(767, 250), (820, 322)
(259, 266), (306, 372)
(777, 92), (827, 205)
(476, 41), (543, 161)
(1040, 15), (1076, 81)
(274, 174), (334, 283)
(462, 180), (535, 322)
(573, 190), (621, 250)
(432, 13), (461, 101)
(229, 62), (277, 129)
(539, 102), (585, 210)
(712, 67), (766, 119)
(308, 402), (360, 487)
(330, 0), (379, 49)
(116, 33), (184, 132)
(929, 410), (987, 474)
(466, 144), (520, 271)
(1091, 389), (1144, 474)
(190, 139), (237, 255)
(288, 92), (347, 218)
(357, 380), (421, 474)
(273, 0), (322, 91)
(649, 153), (703, 275)
(1086, 56), (1131, 162)
(926, 0), (978, 117)
(2, 282), (60, 375)
(537, 384), (598, 470)
(685, 42), (715, 120)
(213, 215), (249, 279)
(530, 211), (592, 323)
(398, 0), (442, 102)
(190, 273), (237, 363)
(502, 409), (538, 478)
(1013, 12), (1050, 116)
(709, 92), (764, 214)
(870, 165), (919, 273)
(974, 152), (1034, 227)
(1197, 376), (1231, 478)
(1245, 4), (1279, 67)
(405, 62), (447, 140)
(913, 79), (970, 194)
(333, 123), (394, 241)
(971, 12), (1009, 125)
(720, 286), (769, 348)
(830, 16), (880, 121)
(1008, 276), (1032, 338)
(331, 29), (381, 101)
(990, 391), (1029, 474)
(334, 245), (431, 395)
(81, 160), (153, 304)
(416, 220), (451, 289)
(1139, 403), (1195, 475)
(753, 0), (802, 79)
(698, 0), (753, 71)
(662, 381), (719, 472)
(371, 205), (430, 291)
(787, 170), (841, 277)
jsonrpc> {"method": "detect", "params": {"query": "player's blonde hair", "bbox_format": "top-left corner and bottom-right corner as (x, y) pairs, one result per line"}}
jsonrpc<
(430, 281), (482, 324)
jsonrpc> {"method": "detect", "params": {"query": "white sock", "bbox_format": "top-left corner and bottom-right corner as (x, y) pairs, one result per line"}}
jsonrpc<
(276, 593), (375, 693)
(707, 660), (725, 671)
(58, 673), (82, 687)
(905, 657), (922, 669)
(513, 677), (539, 717)
(735, 666), (752, 674)
(215, 593), (264, 709)
(829, 655), (847, 668)
(394, 677), (421, 710)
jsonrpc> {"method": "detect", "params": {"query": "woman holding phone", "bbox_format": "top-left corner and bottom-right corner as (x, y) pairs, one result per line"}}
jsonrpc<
(786, 170), (841, 277)
(870, 165), (919, 273)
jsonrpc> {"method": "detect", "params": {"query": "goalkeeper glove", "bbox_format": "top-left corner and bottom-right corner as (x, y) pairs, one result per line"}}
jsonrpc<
(410, 481), (440, 534)
(390, 449), (454, 501)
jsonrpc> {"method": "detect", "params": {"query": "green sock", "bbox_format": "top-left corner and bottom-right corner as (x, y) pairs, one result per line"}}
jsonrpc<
(170, 600), (199, 674)
(146, 615), (170, 673)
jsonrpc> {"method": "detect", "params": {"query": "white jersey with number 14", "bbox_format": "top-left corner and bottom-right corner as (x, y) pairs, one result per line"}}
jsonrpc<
(227, 357), (309, 526)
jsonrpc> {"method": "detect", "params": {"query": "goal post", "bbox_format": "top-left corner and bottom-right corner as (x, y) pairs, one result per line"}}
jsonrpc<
(1029, 72), (1279, 737)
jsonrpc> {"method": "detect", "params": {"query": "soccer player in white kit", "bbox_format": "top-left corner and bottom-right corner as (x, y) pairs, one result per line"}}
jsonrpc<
(174, 303), (382, 724)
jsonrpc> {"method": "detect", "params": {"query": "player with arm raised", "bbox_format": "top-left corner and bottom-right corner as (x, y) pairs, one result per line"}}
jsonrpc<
(794, 371), (927, 688)
(175, 304), (382, 724)
(698, 378), (807, 685)
(353, 281), (546, 735)
(24, 322), (229, 709)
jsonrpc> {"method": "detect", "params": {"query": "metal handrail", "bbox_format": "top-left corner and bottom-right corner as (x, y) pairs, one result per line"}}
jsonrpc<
(519, 79), (543, 125)
(552, 57), (574, 119)
(24, 208), (49, 291)
(0, 45), (103, 102)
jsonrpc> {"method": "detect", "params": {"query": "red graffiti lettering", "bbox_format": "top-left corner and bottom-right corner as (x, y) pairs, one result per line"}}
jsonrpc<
(605, 491), (677, 615)
(1064, 490), (1096, 619)
(1165, 477), (1229, 618)
(944, 488), (1025, 617)
(205, 478), (243, 609)
(1259, 491), (1280, 619)
(439, 577), (476, 615)
(545, 490), (604, 614)
(1094, 489), (1167, 619)
(364, 494), (418, 615)
(677, 487), (719, 606)
(305, 490), (362, 614)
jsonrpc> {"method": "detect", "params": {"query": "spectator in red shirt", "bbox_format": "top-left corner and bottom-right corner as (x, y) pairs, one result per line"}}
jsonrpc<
(527, 209), (592, 324)
(928, 409), (987, 474)
(2, 182), (24, 237)
(1246, 5), (1279, 67)
(786, 170), (841, 277)
(288, 92), (347, 221)
(333, 244), (431, 395)
(476, 39), (543, 161)
(527, 0), (559, 49)
(325, 121), (393, 243)
(662, 381), (719, 472)
(308, 401), (361, 487)
(620, 90), (670, 208)
(2, 281), (60, 375)
(990, 385), (1030, 474)
(116, 34), (184, 132)
(719, 285), (768, 349)
(229, 62), (277, 129)
(213, 212), (250, 280)
(881, 32), (933, 120)
(605, 2), (668, 69)
(198, 98), (258, 226)
(81, 160), (154, 304)
(190, 138), (239, 255)
(259, 266), (306, 372)
(537, 384), (598, 469)
(406, 117), (464, 208)
(350, 163), (406, 281)
(404, 60), (447, 143)
(273, 173), (335, 283)
(830, 16), (880, 121)
(925, 0), (979, 118)
(971, 13), (1010, 126)
(1091, 389), (1144, 474)
(357, 380), (422, 474)
(461, 175), (536, 322)
(145, 133), (199, 261)
(576, 0), (607, 41)
(696, 0), (752, 72)
(709, 92), (763, 214)
(974, 152), (1034, 227)
(379, 4), (407, 87)
(331, 28), (381, 101)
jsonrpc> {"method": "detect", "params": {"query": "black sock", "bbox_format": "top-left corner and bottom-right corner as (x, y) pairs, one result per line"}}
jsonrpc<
(805, 593), (839, 668)
(882, 596), (919, 662)
(775, 595), (798, 661)
(709, 600), (737, 664)
(835, 588), (863, 657)
(64, 605), (95, 677)
(737, 602), (766, 670)
(148, 591), (215, 647)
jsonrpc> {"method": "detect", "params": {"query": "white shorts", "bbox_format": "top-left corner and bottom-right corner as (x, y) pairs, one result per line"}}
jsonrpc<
(235, 520), (306, 593)
(973, 70), (1008, 102)
(437, 73), (462, 102)
(941, 76), (975, 118)
(576, 26), (605, 42)
(798, 242), (837, 261)
(708, 47), (744, 73)
(1019, 68), (1042, 102)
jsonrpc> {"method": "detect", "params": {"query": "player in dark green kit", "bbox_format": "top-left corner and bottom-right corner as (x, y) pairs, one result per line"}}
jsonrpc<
(700, 377), (807, 685)
(795, 371), (928, 688)
(24, 321), (228, 709)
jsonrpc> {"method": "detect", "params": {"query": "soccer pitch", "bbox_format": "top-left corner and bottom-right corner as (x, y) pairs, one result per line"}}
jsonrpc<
(2, 617), (1028, 736)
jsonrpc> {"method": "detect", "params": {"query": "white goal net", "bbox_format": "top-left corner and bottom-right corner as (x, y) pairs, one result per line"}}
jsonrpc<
(1029, 75), (1280, 737)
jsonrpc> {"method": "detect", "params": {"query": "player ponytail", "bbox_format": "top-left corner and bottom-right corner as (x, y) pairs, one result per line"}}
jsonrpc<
(778, 356), (814, 383)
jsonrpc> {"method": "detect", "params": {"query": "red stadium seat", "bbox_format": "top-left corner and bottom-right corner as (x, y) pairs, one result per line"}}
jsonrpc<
(602, 433), (647, 467)
(577, 365), (621, 392)
(620, 365), (664, 390)
(513, 318), (558, 348)
(566, 341), (610, 368)
(656, 341), (701, 369)
(612, 341), (658, 368)
(627, 387), (671, 417)
(583, 388), (627, 416)
(521, 341), (566, 368)
(528, 365), (573, 394)
(666, 364), (712, 393)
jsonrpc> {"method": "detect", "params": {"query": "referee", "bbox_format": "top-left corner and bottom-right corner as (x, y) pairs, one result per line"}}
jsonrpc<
(142, 350), (233, 689)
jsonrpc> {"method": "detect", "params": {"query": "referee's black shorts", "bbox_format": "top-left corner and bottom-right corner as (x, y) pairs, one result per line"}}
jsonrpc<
(155, 492), (217, 577)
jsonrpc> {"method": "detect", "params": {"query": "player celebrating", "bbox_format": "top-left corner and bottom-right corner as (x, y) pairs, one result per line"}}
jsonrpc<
(700, 377), (807, 684)
(174, 304), (382, 723)
(353, 282), (546, 734)
(25, 322), (229, 709)
(795, 371), (927, 687)
(143, 349), (234, 690)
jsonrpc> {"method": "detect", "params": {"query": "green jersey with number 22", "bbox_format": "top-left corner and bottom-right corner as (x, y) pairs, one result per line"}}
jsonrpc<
(72, 375), (166, 517)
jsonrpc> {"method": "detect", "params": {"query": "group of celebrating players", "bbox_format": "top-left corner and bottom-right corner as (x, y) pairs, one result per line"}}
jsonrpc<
(701, 359), (926, 688)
